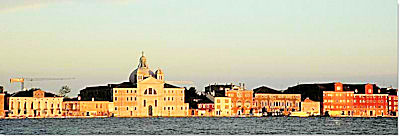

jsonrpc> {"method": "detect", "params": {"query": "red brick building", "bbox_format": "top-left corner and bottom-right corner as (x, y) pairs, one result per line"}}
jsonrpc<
(323, 82), (354, 117)
(353, 84), (388, 117)
(388, 95), (398, 116)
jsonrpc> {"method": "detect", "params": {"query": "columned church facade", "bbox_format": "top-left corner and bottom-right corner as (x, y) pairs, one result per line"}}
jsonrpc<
(113, 52), (189, 117)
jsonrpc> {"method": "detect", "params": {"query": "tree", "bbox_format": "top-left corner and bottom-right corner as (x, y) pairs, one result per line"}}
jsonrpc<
(59, 85), (71, 97)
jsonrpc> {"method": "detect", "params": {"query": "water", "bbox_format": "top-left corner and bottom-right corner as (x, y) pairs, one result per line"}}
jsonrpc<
(0, 117), (397, 135)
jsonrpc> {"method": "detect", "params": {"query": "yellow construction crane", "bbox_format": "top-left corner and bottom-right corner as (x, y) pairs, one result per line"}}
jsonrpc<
(10, 77), (75, 91)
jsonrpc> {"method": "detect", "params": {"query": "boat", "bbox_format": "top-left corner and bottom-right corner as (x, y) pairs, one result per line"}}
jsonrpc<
(289, 112), (309, 117)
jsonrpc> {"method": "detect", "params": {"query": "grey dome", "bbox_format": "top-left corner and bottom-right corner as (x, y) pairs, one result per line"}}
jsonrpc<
(129, 68), (155, 83)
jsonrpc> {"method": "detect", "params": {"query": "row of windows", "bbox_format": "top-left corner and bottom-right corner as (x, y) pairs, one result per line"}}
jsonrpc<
(216, 99), (230, 103)
(10, 102), (61, 110)
(324, 105), (385, 109)
(114, 106), (188, 111)
(324, 93), (353, 97)
(256, 95), (300, 99)
(115, 90), (137, 94)
(216, 105), (230, 109)
(114, 89), (184, 94)
(324, 99), (387, 103)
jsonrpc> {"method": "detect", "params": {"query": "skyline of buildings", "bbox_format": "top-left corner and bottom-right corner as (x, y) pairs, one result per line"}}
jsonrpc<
(0, 52), (397, 118)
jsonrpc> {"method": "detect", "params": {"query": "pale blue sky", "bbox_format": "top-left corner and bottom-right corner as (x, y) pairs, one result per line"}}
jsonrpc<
(0, 0), (397, 96)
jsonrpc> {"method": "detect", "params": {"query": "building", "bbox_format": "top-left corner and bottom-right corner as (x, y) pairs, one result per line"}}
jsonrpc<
(352, 84), (388, 117)
(225, 88), (253, 116)
(8, 89), (63, 118)
(63, 97), (112, 117)
(79, 85), (114, 102)
(322, 82), (354, 117)
(254, 93), (301, 116)
(197, 103), (214, 116)
(388, 95), (398, 117)
(205, 83), (243, 97)
(0, 92), (5, 118)
(113, 52), (189, 117)
(214, 97), (232, 116)
(300, 98), (320, 116)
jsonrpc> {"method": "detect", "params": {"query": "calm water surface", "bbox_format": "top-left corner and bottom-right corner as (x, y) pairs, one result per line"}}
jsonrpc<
(0, 117), (397, 135)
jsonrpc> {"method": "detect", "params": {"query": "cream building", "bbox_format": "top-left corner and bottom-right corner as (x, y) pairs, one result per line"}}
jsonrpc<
(8, 89), (63, 118)
(113, 52), (189, 117)
(214, 97), (232, 116)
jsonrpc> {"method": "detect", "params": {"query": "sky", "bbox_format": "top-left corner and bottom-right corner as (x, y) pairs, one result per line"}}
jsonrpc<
(0, 0), (397, 96)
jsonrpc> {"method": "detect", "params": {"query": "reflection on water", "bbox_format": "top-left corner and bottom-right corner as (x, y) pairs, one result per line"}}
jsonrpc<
(0, 117), (397, 135)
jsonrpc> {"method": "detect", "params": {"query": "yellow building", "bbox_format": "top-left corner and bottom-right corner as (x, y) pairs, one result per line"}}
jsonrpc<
(214, 97), (232, 116)
(301, 98), (320, 116)
(8, 89), (63, 118)
(113, 52), (189, 117)
(63, 98), (112, 117)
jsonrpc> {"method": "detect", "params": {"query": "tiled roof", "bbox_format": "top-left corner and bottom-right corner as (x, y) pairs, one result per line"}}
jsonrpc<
(114, 82), (138, 88)
(11, 89), (58, 97)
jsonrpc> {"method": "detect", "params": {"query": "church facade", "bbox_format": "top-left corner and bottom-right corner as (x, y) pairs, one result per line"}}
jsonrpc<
(112, 52), (189, 117)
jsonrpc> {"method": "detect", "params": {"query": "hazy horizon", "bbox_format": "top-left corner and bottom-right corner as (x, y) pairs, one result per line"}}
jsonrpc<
(0, 0), (397, 96)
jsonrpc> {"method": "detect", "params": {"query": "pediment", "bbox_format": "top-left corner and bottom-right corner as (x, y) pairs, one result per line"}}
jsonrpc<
(138, 77), (163, 84)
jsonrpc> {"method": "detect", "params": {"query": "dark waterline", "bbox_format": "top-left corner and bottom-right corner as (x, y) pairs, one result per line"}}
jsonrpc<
(0, 117), (397, 135)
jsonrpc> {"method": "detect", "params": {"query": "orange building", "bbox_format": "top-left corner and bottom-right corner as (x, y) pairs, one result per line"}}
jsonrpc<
(0, 93), (5, 118)
(254, 93), (301, 116)
(301, 98), (320, 116)
(323, 82), (354, 117)
(225, 88), (253, 116)
(353, 84), (388, 117)
(388, 95), (398, 116)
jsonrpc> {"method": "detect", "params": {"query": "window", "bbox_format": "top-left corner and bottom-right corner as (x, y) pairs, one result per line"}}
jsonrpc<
(127, 97), (129, 101)
(155, 100), (158, 107)
(115, 107), (118, 110)
(144, 100), (146, 107)
(237, 101), (242, 107)
(127, 90), (128, 93)
(115, 90), (118, 94)
(217, 99), (221, 103)
(172, 97), (174, 101)
(127, 107), (129, 110)
(131, 97), (133, 101)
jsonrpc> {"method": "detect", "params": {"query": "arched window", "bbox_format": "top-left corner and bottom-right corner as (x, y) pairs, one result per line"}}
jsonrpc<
(237, 101), (242, 107)
(144, 88), (157, 95)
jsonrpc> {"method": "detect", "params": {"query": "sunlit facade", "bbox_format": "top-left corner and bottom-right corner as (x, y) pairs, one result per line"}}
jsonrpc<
(214, 97), (232, 116)
(112, 52), (189, 117)
(8, 90), (63, 118)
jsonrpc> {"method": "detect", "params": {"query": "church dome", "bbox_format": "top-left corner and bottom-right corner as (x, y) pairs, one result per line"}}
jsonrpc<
(129, 51), (155, 83)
